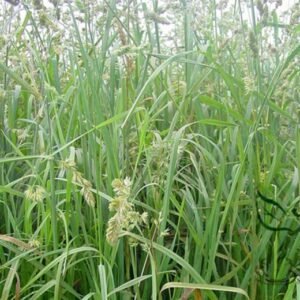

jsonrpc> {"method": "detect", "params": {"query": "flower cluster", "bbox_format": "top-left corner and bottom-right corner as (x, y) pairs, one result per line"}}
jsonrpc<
(106, 177), (147, 246)
(59, 158), (95, 208)
(24, 185), (46, 203)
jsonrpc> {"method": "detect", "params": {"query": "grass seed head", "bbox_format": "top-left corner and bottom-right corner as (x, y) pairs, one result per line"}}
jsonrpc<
(24, 185), (46, 203)
(106, 178), (147, 246)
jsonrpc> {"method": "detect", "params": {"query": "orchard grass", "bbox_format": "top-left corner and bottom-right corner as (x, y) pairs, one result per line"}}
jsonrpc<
(0, 0), (299, 299)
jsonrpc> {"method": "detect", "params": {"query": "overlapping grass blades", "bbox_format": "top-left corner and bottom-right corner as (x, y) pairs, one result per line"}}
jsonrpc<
(0, 0), (299, 299)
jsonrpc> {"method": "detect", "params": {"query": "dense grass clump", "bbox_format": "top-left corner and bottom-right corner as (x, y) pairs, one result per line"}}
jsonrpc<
(0, 0), (299, 299)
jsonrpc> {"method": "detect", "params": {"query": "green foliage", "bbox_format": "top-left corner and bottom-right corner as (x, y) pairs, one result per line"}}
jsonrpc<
(0, 0), (299, 299)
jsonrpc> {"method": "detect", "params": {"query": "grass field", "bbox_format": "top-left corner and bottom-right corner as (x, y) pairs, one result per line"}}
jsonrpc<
(0, 0), (300, 299)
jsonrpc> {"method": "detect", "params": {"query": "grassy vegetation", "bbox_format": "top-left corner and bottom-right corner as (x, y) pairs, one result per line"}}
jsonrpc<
(0, 0), (299, 299)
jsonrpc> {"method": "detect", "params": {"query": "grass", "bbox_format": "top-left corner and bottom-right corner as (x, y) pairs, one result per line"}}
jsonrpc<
(0, 0), (299, 299)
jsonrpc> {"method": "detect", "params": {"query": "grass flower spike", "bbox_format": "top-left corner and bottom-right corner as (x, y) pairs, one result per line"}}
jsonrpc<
(106, 178), (147, 245)
(24, 185), (46, 203)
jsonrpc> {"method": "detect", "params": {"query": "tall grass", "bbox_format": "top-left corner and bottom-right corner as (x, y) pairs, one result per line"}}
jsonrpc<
(0, 0), (299, 299)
